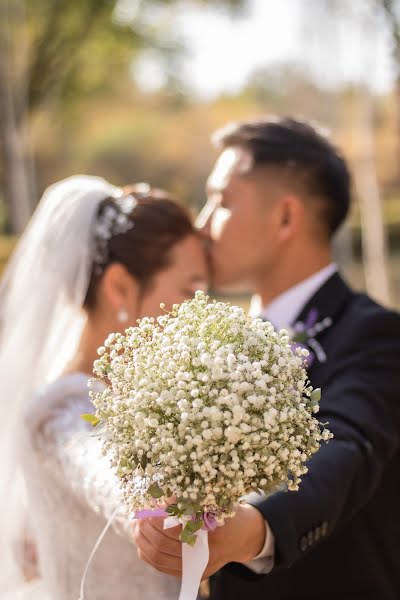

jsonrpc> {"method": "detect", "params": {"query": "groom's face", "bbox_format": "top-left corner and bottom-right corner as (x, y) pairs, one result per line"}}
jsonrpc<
(198, 147), (281, 291)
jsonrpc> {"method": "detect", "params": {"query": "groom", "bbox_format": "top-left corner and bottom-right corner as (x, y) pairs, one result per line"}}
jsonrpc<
(133, 117), (400, 599)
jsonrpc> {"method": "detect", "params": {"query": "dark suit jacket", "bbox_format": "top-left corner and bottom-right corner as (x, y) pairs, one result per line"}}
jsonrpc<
(210, 273), (400, 600)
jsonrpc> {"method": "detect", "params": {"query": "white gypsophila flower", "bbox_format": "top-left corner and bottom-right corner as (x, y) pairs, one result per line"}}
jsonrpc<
(89, 291), (331, 535)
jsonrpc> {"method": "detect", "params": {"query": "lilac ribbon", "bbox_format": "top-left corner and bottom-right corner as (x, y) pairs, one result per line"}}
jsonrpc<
(135, 508), (218, 531)
(134, 507), (168, 519)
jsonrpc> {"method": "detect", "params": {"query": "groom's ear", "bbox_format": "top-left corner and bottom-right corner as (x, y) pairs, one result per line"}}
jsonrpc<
(276, 194), (305, 242)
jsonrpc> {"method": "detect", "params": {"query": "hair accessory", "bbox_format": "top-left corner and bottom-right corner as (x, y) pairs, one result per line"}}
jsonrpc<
(92, 195), (136, 274)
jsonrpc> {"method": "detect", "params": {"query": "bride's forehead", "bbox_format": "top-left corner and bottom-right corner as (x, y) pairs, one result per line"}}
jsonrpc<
(174, 235), (206, 260)
(169, 237), (207, 273)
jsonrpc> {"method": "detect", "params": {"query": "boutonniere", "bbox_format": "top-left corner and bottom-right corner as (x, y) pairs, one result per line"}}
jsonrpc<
(290, 308), (332, 367)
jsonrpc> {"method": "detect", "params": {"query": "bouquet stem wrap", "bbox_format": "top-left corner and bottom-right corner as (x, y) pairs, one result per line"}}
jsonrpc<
(135, 509), (215, 600)
(165, 519), (209, 600)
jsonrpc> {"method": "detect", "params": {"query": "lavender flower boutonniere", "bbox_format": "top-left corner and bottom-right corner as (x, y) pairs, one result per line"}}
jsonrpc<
(291, 308), (332, 367)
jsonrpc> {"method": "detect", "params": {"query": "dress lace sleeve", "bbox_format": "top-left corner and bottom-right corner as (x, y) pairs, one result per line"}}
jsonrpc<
(31, 393), (132, 540)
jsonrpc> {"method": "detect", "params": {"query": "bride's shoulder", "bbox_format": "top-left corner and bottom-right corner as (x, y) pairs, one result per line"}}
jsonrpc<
(25, 372), (94, 437)
(40, 372), (90, 399)
(42, 371), (89, 393)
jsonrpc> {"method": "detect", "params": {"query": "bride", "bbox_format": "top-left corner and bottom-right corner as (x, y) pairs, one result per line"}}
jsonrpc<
(0, 175), (208, 600)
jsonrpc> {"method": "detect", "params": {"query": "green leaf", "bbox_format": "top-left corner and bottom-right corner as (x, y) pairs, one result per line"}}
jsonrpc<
(180, 528), (197, 546)
(183, 503), (196, 516)
(118, 457), (133, 469)
(310, 388), (321, 403)
(81, 413), (100, 427)
(292, 332), (308, 343)
(184, 520), (203, 534)
(166, 505), (180, 516)
(147, 483), (164, 499)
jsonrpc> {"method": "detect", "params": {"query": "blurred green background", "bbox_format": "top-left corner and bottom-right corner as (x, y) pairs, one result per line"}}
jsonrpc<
(1, 0), (400, 308)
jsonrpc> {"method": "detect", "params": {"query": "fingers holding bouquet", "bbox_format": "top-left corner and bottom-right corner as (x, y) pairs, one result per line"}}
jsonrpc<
(133, 516), (182, 577)
(133, 501), (265, 578)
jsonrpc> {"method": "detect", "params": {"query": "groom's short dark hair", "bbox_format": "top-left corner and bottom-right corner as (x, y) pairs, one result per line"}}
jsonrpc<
(212, 116), (351, 237)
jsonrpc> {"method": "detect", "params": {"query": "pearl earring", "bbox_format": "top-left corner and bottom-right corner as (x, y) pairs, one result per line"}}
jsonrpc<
(117, 308), (129, 323)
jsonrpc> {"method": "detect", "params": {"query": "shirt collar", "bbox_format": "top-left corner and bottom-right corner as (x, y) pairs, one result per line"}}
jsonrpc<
(250, 263), (338, 330)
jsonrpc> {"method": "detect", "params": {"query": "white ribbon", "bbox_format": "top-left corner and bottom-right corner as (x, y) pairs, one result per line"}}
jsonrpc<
(164, 517), (209, 600)
(79, 506), (120, 600)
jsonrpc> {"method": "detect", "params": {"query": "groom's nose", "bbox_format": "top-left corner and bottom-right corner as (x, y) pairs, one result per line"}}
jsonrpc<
(195, 203), (213, 238)
(198, 218), (211, 240)
(195, 213), (213, 254)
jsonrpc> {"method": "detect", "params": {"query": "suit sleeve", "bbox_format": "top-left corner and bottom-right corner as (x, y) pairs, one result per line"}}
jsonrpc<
(247, 308), (400, 570)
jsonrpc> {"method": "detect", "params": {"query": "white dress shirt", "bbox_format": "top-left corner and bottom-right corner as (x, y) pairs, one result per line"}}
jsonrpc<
(245, 263), (337, 574)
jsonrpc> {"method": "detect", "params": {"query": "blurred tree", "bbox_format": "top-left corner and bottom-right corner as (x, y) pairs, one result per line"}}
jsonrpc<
(0, 0), (139, 232)
(0, 0), (247, 233)
(243, 62), (339, 125)
(376, 0), (400, 175)
(304, 0), (392, 305)
(355, 87), (392, 304)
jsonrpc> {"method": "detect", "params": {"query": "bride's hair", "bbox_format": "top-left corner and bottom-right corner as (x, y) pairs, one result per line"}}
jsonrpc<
(84, 186), (194, 309)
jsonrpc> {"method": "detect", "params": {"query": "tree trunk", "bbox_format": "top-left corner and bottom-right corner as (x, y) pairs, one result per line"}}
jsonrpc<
(0, 113), (32, 234)
(0, 0), (32, 234)
(355, 89), (392, 306)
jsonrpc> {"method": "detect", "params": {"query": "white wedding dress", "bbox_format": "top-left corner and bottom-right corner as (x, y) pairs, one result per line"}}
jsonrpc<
(22, 372), (180, 600)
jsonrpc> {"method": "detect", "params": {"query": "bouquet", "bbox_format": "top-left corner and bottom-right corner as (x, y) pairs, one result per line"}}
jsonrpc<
(88, 291), (331, 599)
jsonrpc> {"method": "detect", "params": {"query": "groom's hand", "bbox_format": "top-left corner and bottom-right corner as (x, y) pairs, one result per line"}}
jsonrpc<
(132, 503), (266, 579)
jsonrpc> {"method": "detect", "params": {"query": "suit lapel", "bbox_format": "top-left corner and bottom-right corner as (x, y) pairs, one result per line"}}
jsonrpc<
(292, 272), (353, 330)
(290, 273), (353, 375)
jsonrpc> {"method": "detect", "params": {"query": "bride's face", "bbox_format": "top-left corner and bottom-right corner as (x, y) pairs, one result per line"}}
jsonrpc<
(138, 234), (209, 319)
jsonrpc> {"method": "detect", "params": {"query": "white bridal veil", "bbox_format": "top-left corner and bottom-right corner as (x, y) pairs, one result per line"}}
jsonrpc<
(0, 175), (121, 596)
